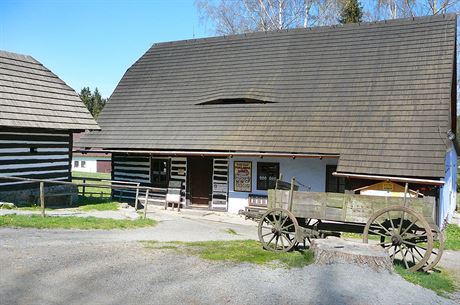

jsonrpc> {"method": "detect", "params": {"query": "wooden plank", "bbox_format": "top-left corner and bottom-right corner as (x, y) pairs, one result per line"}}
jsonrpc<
(268, 190), (436, 224)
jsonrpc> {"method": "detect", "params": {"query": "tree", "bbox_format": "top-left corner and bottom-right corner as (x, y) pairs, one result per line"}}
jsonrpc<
(79, 87), (107, 119)
(195, 0), (342, 35)
(196, 0), (460, 35)
(373, 0), (459, 20)
(339, 0), (363, 24)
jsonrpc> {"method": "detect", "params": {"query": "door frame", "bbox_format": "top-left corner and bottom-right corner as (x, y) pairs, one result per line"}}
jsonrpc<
(187, 156), (213, 206)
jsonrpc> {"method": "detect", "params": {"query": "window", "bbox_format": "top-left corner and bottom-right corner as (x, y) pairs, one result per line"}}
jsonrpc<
(257, 162), (279, 190)
(325, 165), (345, 193)
(197, 98), (276, 105)
(151, 158), (170, 188)
(74, 160), (79, 168)
(81, 161), (86, 168)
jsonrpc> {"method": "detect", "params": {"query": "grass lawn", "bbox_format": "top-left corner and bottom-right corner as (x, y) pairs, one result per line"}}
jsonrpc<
(0, 214), (155, 230)
(72, 171), (112, 197)
(72, 171), (111, 180)
(445, 223), (460, 251)
(143, 239), (314, 268)
(394, 265), (456, 296)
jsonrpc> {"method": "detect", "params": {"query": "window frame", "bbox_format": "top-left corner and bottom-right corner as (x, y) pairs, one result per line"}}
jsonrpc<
(256, 162), (280, 191)
(150, 158), (170, 188)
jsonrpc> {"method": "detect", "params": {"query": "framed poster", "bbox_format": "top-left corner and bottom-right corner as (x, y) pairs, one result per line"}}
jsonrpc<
(234, 161), (252, 192)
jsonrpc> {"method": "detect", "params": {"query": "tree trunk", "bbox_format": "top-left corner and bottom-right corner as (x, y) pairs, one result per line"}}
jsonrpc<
(310, 237), (393, 272)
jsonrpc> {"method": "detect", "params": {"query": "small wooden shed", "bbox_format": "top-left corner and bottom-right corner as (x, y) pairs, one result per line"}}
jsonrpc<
(0, 50), (99, 204)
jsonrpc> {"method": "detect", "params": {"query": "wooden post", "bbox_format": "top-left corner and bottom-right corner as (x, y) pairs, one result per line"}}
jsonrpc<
(82, 179), (86, 196)
(134, 183), (140, 211)
(40, 182), (45, 217)
(403, 182), (408, 206)
(288, 177), (296, 212)
(143, 188), (149, 219)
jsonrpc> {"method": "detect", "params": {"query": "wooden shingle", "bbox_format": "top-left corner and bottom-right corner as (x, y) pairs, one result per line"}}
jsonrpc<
(0, 50), (99, 131)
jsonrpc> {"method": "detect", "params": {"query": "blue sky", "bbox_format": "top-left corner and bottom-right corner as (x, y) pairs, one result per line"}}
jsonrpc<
(0, 0), (207, 98)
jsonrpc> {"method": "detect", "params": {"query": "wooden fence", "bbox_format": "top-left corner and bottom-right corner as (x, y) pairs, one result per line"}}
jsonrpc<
(0, 175), (162, 219)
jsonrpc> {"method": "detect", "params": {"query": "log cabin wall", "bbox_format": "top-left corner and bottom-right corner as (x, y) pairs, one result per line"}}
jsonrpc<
(0, 128), (72, 191)
(0, 128), (77, 204)
(111, 153), (153, 202)
(111, 153), (188, 206)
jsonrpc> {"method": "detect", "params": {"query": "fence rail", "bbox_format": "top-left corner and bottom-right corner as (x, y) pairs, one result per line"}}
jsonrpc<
(0, 175), (162, 219)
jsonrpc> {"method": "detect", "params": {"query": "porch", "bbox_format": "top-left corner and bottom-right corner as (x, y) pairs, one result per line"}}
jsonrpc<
(110, 153), (341, 213)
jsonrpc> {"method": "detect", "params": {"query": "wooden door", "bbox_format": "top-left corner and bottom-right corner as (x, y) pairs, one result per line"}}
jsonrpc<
(189, 157), (213, 206)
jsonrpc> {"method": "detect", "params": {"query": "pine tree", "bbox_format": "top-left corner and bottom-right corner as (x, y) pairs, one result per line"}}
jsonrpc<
(79, 87), (94, 115)
(339, 0), (363, 24)
(79, 87), (107, 119)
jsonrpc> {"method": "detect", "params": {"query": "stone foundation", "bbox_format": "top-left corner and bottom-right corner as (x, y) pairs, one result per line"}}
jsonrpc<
(0, 184), (78, 206)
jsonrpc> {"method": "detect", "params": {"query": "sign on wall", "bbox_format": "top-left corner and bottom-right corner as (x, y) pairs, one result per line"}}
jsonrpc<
(234, 161), (252, 192)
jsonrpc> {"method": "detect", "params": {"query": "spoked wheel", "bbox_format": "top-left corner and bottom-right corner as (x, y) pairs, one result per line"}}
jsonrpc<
(423, 225), (445, 271)
(363, 205), (433, 272)
(258, 208), (299, 252)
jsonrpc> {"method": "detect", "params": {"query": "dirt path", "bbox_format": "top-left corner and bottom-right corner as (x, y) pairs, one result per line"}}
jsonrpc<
(0, 240), (456, 305)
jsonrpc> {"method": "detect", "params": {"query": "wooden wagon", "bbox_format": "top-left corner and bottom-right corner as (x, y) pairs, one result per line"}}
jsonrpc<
(244, 179), (444, 272)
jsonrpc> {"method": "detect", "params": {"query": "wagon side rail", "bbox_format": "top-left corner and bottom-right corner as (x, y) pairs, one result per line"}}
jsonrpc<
(267, 190), (437, 227)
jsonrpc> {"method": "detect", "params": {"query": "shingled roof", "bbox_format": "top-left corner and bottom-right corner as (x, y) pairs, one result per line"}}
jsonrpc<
(79, 14), (457, 178)
(0, 50), (99, 131)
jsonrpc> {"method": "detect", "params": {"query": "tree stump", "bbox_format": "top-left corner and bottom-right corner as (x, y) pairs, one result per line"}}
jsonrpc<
(310, 237), (393, 272)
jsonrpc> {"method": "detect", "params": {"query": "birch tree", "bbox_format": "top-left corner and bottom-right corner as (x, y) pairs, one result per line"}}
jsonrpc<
(374, 0), (459, 19)
(195, 0), (342, 35)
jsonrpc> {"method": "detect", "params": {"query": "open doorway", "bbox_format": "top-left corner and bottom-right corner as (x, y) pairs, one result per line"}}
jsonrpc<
(188, 157), (213, 206)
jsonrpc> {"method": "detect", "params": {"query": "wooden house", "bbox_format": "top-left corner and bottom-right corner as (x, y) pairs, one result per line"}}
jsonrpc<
(78, 15), (458, 226)
(0, 50), (99, 204)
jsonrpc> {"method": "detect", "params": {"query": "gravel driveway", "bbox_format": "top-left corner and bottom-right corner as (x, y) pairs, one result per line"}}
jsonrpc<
(0, 209), (457, 305)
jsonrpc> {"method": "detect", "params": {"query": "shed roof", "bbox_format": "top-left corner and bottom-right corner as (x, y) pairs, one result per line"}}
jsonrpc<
(0, 50), (99, 131)
(79, 14), (457, 178)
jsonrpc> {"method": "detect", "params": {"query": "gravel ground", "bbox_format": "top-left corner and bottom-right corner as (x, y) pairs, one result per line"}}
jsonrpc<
(0, 207), (259, 244)
(0, 241), (456, 305)
(0, 208), (458, 305)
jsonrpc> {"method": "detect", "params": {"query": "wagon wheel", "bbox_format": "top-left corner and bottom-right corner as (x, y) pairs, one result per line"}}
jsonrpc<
(363, 205), (433, 272)
(423, 225), (445, 271)
(258, 208), (299, 252)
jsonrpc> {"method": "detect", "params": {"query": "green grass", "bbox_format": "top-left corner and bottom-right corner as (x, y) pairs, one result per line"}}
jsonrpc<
(72, 171), (111, 180)
(342, 232), (379, 241)
(72, 171), (112, 197)
(0, 214), (155, 230)
(395, 265), (456, 295)
(142, 240), (314, 268)
(78, 201), (119, 211)
(445, 223), (460, 251)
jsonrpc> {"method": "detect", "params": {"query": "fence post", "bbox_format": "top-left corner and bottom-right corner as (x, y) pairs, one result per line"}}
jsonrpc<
(40, 181), (45, 217)
(82, 179), (86, 196)
(143, 188), (149, 219)
(134, 183), (140, 211)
